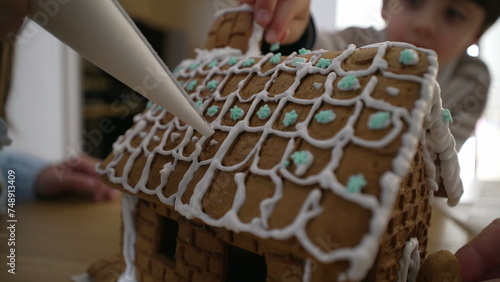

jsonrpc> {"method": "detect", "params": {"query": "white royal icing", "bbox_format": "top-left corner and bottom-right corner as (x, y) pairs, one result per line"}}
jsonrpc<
(98, 6), (463, 282)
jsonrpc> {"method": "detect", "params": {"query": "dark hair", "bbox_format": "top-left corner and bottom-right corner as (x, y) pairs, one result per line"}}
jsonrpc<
(471, 0), (500, 34)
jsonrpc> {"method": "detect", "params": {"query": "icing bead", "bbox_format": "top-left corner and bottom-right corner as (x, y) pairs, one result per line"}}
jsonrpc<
(368, 111), (391, 130)
(346, 174), (367, 193)
(207, 106), (220, 117)
(196, 100), (203, 107)
(270, 42), (280, 52)
(315, 110), (336, 124)
(230, 106), (245, 121)
(399, 49), (419, 66)
(282, 160), (290, 167)
(270, 53), (282, 65)
(338, 75), (361, 91)
(242, 58), (255, 67)
(283, 110), (299, 127)
(298, 48), (311, 54)
(173, 65), (181, 73)
(208, 60), (219, 68)
(257, 104), (272, 120)
(442, 109), (453, 123)
(207, 80), (219, 90)
(146, 101), (153, 109)
(186, 80), (198, 91)
(228, 56), (239, 66)
(316, 58), (332, 69)
(291, 58), (305, 68)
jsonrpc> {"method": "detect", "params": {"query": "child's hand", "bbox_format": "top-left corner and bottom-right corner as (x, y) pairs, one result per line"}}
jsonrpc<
(241, 0), (311, 45)
(455, 218), (500, 281)
(34, 154), (121, 202)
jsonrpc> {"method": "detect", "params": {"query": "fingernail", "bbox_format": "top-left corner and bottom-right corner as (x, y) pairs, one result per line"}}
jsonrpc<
(280, 29), (291, 42)
(255, 9), (270, 25)
(266, 29), (277, 44)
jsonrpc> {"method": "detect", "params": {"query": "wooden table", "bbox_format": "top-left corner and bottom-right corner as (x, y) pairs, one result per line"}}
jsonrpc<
(0, 193), (482, 282)
(0, 197), (122, 282)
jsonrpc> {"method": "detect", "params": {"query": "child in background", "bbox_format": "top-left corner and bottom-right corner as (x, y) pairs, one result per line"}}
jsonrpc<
(244, 0), (500, 151)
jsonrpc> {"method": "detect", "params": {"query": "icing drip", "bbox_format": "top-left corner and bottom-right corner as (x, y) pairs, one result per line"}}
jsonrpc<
(118, 194), (138, 282)
(397, 238), (420, 282)
(98, 38), (463, 281)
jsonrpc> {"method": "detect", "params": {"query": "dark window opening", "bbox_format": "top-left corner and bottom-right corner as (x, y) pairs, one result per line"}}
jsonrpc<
(158, 217), (179, 261)
(225, 244), (267, 282)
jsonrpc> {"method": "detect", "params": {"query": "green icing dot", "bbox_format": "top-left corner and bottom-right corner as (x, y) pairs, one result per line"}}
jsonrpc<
(270, 53), (282, 65)
(228, 56), (239, 66)
(257, 104), (272, 120)
(195, 100), (203, 107)
(207, 105), (219, 117)
(442, 109), (453, 123)
(368, 111), (391, 130)
(314, 110), (336, 124)
(291, 150), (310, 165)
(208, 60), (219, 68)
(399, 49), (419, 65)
(186, 80), (198, 91)
(270, 42), (280, 52)
(283, 160), (290, 167)
(315, 58), (332, 69)
(230, 106), (245, 121)
(346, 174), (367, 193)
(338, 75), (360, 91)
(189, 62), (200, 70)
(283, 110), (298, 127)
(146, 100), (153, 109)
(298, 48), (311, 54)
(173, 65), (181, 74)
(207, 80), (219, 90)
(242, 58), (255, 67)
(291, 58), (305, 67)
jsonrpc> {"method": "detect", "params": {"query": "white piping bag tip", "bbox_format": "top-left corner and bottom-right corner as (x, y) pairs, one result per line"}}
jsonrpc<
(28, 0), (214, 136)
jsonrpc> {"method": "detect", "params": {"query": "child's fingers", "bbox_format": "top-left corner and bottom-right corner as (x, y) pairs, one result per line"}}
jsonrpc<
(455, 218), (500, 282)
(253, 0), (278, 27)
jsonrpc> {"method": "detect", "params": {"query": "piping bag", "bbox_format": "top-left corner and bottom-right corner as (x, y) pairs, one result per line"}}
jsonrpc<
(28, 0), (214, 137)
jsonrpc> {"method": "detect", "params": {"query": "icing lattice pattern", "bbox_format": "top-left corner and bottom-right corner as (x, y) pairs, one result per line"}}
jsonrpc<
(99, 42), (462, 280)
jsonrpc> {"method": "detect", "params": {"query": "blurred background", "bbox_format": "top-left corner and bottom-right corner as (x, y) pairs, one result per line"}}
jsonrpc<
(5, 0), (500, 249)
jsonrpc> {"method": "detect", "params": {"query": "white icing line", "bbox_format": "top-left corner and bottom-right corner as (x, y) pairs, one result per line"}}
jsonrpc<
(118, 194), (138, 282)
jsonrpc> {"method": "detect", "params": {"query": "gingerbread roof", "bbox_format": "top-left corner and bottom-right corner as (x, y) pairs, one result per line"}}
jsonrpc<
(97, 5), (462, 280)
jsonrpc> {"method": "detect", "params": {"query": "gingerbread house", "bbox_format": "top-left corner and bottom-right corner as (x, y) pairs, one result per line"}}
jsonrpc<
(88, 5), (463, 282)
